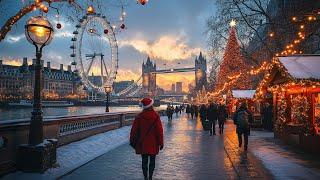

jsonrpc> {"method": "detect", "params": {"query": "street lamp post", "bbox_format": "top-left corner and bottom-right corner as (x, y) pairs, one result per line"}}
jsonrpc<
(104, 85), (112, 112)
(17, 16), (57, 172)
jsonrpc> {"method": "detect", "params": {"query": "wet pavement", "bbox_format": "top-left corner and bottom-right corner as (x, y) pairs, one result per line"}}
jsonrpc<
(61, 114), (273, 180)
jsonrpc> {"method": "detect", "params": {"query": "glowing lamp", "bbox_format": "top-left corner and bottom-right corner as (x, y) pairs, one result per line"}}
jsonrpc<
(269, 32), (274, 37)
(87, 5), (95, 14)
(25, 16), (54, 47)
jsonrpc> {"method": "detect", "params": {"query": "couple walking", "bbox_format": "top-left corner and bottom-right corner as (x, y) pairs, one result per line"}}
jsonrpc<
(130, 98), (164, 180)
(200, 103), (228, 135)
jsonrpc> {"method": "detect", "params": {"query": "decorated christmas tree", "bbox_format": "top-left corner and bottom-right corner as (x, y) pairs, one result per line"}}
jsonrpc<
(216, 20), (252, 91)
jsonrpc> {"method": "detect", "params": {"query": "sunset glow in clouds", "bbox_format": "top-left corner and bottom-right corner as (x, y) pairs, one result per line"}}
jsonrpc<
(120, 35), (201, 61)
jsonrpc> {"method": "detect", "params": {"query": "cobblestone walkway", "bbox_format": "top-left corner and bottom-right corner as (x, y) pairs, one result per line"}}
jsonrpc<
(61, 114), (272, 180)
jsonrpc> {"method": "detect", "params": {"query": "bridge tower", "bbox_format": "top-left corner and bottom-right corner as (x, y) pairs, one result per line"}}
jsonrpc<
(195, 52), (207, 91)
(142, 57), (157, 96)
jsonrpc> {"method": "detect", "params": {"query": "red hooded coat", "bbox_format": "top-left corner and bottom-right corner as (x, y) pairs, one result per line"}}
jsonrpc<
(130, 108), (164, 155)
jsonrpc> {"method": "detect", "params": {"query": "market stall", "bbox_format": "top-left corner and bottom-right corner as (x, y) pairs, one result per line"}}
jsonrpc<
(227, 89), (262, 127)
(256, 55), (320, 153)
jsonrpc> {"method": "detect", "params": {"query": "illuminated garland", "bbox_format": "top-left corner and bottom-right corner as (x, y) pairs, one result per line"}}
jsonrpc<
(0, 0), (147, 42)
(206, 8), (320, 101)
(291, 95), (312, 135)
(275, 91), (287, 133)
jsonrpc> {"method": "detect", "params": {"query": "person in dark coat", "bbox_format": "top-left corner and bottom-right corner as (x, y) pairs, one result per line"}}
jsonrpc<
(194, 105), (199, 118)
(233, 102), (253, 151)
(166, 104), (172, 121)
(263, 103), (273, 131)
(190, 104), (195, 119)
(175, 106), (179, 117)
(130, 98), (164, 180)
(199, 104), (207, 122)
(217, 103), (228, 134)
(207, 103), (218, 135)
(186, 104), (191, 117)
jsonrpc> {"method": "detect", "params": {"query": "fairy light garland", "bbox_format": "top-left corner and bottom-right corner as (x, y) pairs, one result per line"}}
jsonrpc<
(205, 9), (320, 102)
(0, 0), (146, 42)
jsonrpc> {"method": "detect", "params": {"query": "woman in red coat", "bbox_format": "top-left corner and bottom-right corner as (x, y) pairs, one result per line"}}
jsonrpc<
(130, 98), (164, 180)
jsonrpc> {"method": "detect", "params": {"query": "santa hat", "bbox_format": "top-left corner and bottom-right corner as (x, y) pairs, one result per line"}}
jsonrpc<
(141, 97), (154, 109)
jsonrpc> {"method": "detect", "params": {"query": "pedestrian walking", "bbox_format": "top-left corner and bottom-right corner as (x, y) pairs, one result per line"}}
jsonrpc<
(186, 104), (191, 117)
(194, 105), (199, 119)
(166, 104), (172, 121)
(179, 105), (182, 114)
(130, 98), (164, 180)
(207, 103), (218, 135)
(190, 104), (195, 119)
(217, 103), (228, 134)
(175, 106), (179, 117)
(233, 102), (253, 151)
(199, 104), (207, 122)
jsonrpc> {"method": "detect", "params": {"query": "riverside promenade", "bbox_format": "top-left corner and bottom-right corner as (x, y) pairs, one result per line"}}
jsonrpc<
(62, 114), (272, 180)
(4, 113), (320, 179)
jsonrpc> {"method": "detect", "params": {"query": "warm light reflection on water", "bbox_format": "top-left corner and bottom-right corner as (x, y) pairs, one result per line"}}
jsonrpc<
(0, 105), (166, 121)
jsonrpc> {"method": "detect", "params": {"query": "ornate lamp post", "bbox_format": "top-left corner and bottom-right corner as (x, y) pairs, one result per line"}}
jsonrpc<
(104, 85), (112, 112)
(18, 16), (57, 172)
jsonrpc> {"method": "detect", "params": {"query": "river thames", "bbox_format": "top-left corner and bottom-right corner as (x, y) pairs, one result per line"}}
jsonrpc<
(0, 105), (166, 121)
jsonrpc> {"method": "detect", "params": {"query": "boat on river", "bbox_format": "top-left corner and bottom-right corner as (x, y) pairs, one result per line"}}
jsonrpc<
(8, 100), (74, 107)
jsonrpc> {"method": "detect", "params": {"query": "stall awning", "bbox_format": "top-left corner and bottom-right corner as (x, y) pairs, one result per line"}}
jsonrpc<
(231, 90), (256, 99)
(279, 56), (320, 80)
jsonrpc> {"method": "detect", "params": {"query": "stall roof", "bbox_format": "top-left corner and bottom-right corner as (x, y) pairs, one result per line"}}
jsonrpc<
(232, 90), (256, 99)
(279, 55), (320, 80)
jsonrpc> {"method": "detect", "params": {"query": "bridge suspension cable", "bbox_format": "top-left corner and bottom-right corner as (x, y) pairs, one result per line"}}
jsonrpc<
(116, 75), (142, 96)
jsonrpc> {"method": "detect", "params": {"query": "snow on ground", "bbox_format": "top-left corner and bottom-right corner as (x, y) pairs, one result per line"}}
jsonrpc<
(4, 116), (168, 180)
(250, 131), (320, 179)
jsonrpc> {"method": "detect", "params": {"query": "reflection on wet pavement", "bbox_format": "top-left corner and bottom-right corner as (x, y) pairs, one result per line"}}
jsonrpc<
(62, 114), (271, 180)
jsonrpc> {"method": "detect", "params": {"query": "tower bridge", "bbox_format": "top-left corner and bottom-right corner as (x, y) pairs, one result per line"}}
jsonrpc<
(115, 52), (207, 98)
(142, 52), (207, 96)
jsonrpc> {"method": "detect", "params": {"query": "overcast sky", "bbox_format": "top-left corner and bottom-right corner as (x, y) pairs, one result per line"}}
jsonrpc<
(0, 0), (217, 91)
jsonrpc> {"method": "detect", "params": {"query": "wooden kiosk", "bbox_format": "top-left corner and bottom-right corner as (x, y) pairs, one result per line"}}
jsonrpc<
(256, 55), (320, 153)
(227, 90), (262, 127)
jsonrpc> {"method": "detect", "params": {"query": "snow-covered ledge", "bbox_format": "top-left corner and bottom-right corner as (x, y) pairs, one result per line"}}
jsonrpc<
(4, 116), (168, 180)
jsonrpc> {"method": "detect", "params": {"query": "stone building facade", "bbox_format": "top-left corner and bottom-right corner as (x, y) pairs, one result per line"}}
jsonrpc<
(0, 58), (84, 101)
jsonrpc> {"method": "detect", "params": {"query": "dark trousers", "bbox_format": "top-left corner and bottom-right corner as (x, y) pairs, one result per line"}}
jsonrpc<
(218, 121), (224, 134)
(209, 121), (216, 135)
(237, 133), (248, 149)
(142, 154), (156, 179)
(191, 113), (194, 119)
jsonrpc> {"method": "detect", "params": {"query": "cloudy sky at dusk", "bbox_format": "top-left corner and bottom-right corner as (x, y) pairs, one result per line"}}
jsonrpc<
(0, 0), (216, 91)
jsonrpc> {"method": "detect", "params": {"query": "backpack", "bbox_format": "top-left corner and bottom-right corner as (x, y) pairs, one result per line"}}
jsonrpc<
(237, 111), (249, 130)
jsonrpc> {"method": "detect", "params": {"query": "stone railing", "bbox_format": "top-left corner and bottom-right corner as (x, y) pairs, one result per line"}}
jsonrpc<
(0, 110), (165, 176)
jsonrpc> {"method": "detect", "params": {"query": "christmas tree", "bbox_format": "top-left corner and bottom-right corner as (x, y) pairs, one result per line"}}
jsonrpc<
(216, 21), (252, 91)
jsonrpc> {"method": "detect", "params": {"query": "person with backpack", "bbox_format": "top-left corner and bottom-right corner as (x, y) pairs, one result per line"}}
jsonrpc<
(130, 98), (164, 180)
(207, 103), (218, 135)
(233, 102), (253, 151)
